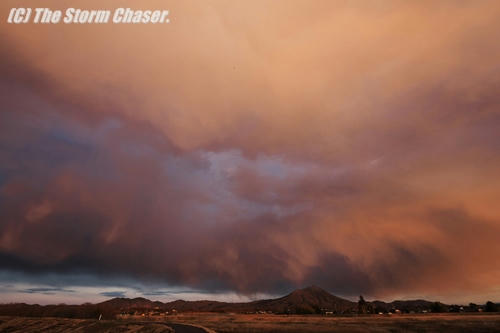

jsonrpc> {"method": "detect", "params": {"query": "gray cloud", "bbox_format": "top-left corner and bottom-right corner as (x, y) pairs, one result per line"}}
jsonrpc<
(20, 287), (75, 295)
(99, 291), (127, 298)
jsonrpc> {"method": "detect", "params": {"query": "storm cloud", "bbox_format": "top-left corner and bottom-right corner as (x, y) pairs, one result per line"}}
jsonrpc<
(1, 0), (500, 303)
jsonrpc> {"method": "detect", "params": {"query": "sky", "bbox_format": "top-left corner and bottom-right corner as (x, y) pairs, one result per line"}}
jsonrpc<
(1, 0), (500, 305)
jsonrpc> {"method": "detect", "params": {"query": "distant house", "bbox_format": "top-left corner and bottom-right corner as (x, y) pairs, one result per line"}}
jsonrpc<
(116, 313), (131, 319)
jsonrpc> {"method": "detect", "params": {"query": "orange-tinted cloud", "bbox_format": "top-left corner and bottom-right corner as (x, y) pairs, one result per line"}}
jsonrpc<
(1, 0), (500, 302)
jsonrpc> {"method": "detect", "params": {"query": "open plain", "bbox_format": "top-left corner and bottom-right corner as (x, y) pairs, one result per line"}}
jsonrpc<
(2, 313), (500, 333)
(168, 313), (500, 332)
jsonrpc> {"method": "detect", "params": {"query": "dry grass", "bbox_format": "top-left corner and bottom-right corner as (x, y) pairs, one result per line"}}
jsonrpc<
(2, 313), (500, 332)
(167, 312), (500, 333)
(0, 316), (173, 333)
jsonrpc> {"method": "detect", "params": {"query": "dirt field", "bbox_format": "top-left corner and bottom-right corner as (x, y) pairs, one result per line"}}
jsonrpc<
(0, 316), (209, 333)
(0, 316), (176, 332)
(2, 314), (500, 332)
(169, 313), (500, 333)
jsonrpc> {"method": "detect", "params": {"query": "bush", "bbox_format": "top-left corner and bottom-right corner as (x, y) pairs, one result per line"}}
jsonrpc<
(485, 301), (498, 312)
(430, 302), (447, 313)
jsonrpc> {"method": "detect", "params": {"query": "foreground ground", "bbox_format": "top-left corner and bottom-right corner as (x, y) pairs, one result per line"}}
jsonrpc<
(170, 313), (500, 333)
(0, 316), (207, 333)
(1, 314), (500, 332)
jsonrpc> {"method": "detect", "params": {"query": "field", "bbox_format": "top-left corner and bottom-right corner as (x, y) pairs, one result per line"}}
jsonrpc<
(2, 314), (500, 332)
(169, 313), (500, 333)
(0, 316), (177, 332)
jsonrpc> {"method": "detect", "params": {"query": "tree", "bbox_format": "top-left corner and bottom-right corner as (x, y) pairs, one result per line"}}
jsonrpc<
(358, 296), (367, 314)
(485, 301), (498, 312)
(469, 303), (478, 312)
(430, 302), (447, 313)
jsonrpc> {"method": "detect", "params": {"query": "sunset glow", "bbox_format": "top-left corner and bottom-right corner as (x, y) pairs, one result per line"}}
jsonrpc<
(1, 0), (500, 305)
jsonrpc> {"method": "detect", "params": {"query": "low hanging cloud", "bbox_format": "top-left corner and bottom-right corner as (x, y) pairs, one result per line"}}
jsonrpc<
(99, 291), (127, 298)
(20, 287), (75, 295)
(1, 0), (500, 302)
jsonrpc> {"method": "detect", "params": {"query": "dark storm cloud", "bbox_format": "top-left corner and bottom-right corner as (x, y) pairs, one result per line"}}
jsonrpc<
(140, 289), (209, 297)
(20, 287), (75, 295)
(0, 0), (500, 302)
(142, 291), (171, 296)
(99, 291), (126, 298)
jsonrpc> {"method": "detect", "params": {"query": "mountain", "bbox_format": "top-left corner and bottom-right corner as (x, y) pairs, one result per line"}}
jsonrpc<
(247, 286), (355, 314)
(371, 299), (437, 313)
(0, 286), (357, 318)
(4, 286), (493, 319)
(99, 297), (159, 309)
(155, 286), (356, 314)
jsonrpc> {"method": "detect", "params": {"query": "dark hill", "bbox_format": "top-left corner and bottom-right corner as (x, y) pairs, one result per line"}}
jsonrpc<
(99, 297), (160, 309)
(248, 286), (355, 314)
(157, 286), (356, 314)
(371, 299), (436, 313)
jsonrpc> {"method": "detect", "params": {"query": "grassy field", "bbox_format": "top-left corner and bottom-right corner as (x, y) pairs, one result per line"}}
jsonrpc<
(0, 316), (174, 332)
(167, 312), (500, 333)
(2, 314), (500, 332)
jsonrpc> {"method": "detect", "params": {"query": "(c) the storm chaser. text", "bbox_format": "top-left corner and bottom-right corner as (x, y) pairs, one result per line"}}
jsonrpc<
(7, 8), (170, 24)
